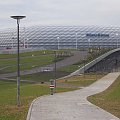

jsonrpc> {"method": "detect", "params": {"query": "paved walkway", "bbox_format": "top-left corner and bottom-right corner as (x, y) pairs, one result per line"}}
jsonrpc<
(27, 72), (120, 120)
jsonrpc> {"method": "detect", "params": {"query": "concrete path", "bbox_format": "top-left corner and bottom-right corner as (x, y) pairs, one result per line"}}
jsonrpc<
(27, 72), (120, 120)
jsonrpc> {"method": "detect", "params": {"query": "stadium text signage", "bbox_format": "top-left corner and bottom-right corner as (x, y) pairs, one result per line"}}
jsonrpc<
(86, 33), (109, 37)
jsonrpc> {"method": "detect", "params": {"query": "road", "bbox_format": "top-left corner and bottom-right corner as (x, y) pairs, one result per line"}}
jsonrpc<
(0, 51), (88, 78)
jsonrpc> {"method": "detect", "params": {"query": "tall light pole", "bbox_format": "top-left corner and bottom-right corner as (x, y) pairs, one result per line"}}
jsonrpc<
(26, 38), (29, 48)
(10, 15), (26, 107)
(24, 27), (27, 49)
(88, 39), (90, 51)
(57, 37), (60, 49)
(75, 33), (78, 49)
(11, 33), (14, 49)
(54, 51), (57, 93)
(116, 33), (118, 48)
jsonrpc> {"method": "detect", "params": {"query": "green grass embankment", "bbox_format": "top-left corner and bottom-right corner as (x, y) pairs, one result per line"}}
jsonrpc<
(18, 71), (70, 82)
(57, 73), (105, 88)
(58, 48), (111, 73)
(88, 75), (120, 118)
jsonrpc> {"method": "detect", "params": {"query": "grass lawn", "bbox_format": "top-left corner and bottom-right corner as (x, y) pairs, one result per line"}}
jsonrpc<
(88, 74), (120, 118)
(57, 73), (105, 87)
(0, 55), (54, 73)
(0, 81), (75, 120)
(0, 50), (53, 59)
(58, 64), (80, 73)
(9, 71), (70, 83)
(0, 50), (72, 74)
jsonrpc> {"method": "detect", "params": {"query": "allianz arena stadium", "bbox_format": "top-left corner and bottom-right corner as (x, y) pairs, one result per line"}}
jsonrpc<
(0, 26), (120, 50)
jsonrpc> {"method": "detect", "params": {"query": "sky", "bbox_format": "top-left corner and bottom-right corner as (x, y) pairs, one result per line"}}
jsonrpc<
(0, 0), (120, 29)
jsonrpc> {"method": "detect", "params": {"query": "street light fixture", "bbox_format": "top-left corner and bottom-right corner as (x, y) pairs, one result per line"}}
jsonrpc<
(57, 37), (60, 49)
(54, 51), (57, 93)
(23, 27), (27, 49)
(10, 15), (26, 107)
(11, 33), (14, 49)
(75, 33), (78, 49)
(88, 39), (90, 51)
(116, 33), (118, 48)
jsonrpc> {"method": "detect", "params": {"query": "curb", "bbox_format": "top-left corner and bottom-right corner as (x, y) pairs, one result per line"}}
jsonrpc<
(26, 98), (37, 120)
(26, 95), (48, 120)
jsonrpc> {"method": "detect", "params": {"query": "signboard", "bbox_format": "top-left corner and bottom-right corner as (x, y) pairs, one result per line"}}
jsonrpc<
(50, 85), (55, 89)
(86, 33), (109, 37)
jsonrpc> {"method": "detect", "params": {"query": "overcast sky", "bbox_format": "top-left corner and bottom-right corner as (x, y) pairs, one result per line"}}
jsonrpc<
(0, 0), (120, 29)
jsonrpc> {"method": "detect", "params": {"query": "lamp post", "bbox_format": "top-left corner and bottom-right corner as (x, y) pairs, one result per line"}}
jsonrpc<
(83, 57), (86, 78)
(75, 33), (78, 49)
(26, 38), (29, 48)
(10, 15), (26, 107)
(88, 39), (90, 51)
(116, 33), (118, 48)
(54, 51), (57, 93)
(57, 37), (60, 49)
(95, 57), (98, 80)
(12, 36), (14, 49)
(24, 27), (27, 49)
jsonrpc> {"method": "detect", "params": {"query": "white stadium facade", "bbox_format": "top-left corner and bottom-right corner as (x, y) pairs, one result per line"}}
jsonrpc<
(0, 26), (120, 50)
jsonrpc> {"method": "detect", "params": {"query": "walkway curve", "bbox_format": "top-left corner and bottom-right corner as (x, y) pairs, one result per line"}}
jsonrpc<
(27, 72), (120, 120)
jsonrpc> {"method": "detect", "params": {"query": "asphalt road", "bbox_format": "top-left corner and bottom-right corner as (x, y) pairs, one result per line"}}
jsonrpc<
(47, 51), (88, 69)
(0, 51), (88, 78)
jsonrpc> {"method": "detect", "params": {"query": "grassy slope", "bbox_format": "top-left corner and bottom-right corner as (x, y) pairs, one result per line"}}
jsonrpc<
(20, 71), (70, 82)
(57, 73), (105, 88)
(88, 75), (120, 118)
(58, 48), (111, 73)
(58, 64), (79, 73)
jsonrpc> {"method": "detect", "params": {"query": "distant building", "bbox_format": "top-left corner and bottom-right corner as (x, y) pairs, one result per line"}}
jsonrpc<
(0, 26), (120, 49)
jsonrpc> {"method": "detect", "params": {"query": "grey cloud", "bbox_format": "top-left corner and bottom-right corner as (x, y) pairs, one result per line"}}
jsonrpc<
(0, 0), (120, 28)
(0, 0), (24, 5)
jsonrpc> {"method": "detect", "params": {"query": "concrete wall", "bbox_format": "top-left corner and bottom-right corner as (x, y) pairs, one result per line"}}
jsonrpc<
(64, 48), (120, 78)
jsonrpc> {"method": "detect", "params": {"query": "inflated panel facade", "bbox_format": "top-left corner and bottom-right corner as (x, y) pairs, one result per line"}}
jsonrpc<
(0, 26), (120, 49)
